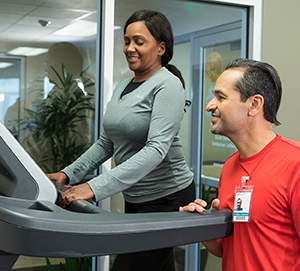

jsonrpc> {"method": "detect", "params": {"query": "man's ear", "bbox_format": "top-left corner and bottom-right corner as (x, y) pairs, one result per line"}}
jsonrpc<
(158, 42), (166, 56)
(248, 94), (264, 117)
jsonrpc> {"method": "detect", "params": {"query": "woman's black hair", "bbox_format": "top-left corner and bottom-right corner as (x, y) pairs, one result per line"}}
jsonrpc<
(166, 64), (191, 111)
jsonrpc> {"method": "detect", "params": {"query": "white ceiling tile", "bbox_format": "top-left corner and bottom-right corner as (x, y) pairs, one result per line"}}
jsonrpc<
(0, 23), (10, 32)
(0, 13), (22, 24)
(0, 30), (44, 42)
(29, 6), (88, 20)
(83, 13), (97, 23)
(0, 2), (36, 15)
(42, 0), (97, 11)
(8, 24), (56, 35)
(0, 0), (47, 5)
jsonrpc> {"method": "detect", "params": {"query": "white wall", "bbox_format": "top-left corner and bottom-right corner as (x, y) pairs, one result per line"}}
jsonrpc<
(262, 0), (300, 142)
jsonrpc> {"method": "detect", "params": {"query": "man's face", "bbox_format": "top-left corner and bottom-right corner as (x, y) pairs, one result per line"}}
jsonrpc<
(206, 69), (249, 138)
(236, 199), (242, 210)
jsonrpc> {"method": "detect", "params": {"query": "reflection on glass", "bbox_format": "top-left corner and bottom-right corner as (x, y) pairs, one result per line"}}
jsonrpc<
(202, 44), (240, 179)
(0, 58), (22, 140)
(2, 78), (20, 137)
(22, 41), (96, 173)
(0, 0), (98, 269)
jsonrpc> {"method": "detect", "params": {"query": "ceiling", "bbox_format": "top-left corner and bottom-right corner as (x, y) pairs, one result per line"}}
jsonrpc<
(0, 0), (243, 52)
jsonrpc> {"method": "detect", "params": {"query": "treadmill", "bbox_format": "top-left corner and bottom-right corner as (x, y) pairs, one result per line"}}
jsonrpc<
(0, 122), (232, 270)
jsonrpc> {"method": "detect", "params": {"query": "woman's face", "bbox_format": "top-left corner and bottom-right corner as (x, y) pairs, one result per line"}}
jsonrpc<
(123, 21), (165, 82)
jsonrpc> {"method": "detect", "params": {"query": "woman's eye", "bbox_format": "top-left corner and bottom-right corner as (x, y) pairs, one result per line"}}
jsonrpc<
(123, 40), (143, 46)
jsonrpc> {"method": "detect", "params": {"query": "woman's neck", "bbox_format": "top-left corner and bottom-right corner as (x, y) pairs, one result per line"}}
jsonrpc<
(133, 65), (162, 82)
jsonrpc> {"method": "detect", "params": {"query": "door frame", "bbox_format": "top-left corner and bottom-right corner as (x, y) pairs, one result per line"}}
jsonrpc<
(200, 0), (262, 60)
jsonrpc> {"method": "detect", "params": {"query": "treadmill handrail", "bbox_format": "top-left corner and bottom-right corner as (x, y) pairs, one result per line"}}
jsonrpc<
(0, 195), (231, 234)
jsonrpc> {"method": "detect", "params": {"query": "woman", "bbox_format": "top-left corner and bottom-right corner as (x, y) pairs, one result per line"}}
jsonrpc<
(48, 10), (195, 271)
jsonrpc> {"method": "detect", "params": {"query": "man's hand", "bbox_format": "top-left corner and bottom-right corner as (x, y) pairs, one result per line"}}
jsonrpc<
(179, 198), (220, 212)
(210, 198), (220, 210)
(59, 183), (94, 208)
(180, 198), (223, 257)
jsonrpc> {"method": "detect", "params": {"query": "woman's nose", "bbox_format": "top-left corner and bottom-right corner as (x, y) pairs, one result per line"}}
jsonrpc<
(126, 41), (135, 52)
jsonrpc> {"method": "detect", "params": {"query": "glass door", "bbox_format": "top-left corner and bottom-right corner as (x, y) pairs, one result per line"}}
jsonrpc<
(112, 1), (248, 271)
(0, 0), (99, 269)
(188, 20), (247, 271)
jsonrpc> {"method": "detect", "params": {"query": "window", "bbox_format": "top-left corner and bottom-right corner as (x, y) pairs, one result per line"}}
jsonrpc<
(0, 0), (98, 269)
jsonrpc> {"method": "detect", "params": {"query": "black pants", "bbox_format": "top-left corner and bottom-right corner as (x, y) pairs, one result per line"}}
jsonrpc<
(111, 181), (196, 271)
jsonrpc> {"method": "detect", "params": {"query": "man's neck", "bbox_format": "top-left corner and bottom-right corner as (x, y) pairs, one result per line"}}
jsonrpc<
(230, 127), (276, 159)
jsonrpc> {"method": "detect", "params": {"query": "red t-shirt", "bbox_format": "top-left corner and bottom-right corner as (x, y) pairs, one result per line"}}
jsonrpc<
(219, 135), (300, 271)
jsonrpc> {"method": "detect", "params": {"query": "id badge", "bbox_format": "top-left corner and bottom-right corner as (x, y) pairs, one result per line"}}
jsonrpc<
(233, 185), (254, 222)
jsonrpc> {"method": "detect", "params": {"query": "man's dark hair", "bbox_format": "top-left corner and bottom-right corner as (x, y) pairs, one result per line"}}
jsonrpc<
(124, 10), (174, 67)
(225, 58), (282, 126)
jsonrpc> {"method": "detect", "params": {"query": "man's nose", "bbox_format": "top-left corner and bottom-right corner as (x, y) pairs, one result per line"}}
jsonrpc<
(206, 98), (216, 112)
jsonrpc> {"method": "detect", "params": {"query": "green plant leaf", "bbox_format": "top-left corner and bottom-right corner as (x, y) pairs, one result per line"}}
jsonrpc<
(20, 63), (95, 173)
(45, 258), (54, 271)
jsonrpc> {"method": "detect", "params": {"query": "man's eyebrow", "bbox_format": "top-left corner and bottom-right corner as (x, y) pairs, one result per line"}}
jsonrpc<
(213, 89), (227, 96)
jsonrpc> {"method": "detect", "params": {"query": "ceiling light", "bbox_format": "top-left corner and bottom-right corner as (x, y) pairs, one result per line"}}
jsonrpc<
(0, 93), (5, 102)
(0, 62), (13, 69)
(7, 47), (48, 56)
(52, 20), (97, 37)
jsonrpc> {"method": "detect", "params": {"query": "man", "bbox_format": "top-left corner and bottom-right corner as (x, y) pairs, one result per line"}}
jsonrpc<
(180, 58), (300, 270)
(234, 198), (242, 211)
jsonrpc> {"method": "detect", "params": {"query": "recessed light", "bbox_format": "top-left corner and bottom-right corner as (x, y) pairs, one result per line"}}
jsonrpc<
(0, 62), (13, 69)
(7, 47), (48, 56)
(52, 20), (97, 37)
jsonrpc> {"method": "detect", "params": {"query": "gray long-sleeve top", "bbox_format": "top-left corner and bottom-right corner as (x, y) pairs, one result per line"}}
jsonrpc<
(63, 67), (194, 203)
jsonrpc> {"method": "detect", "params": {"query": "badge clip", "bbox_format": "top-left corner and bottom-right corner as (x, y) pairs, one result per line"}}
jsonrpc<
(241, 176), (250, 186)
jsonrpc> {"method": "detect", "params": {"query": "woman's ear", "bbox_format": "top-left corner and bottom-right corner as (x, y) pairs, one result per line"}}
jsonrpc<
(158, 42), (166, 56)
(248, 94), (264, 117)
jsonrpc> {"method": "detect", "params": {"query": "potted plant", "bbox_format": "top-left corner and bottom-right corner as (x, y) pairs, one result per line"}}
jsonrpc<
(22, 64), (95, 173)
